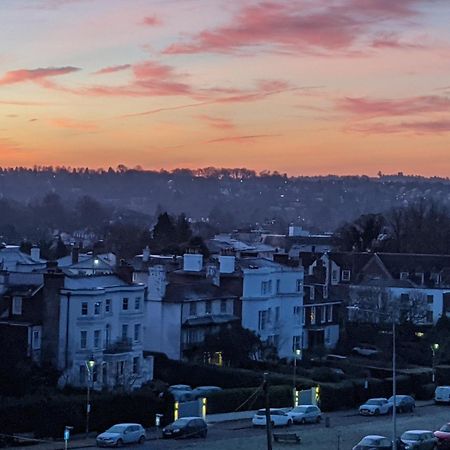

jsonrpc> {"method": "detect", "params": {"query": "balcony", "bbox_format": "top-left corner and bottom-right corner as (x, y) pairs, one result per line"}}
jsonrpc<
(104, 338), (132, 354)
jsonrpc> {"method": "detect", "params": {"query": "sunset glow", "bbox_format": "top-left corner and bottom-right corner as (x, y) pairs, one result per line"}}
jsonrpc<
(1, 0), (450, 175)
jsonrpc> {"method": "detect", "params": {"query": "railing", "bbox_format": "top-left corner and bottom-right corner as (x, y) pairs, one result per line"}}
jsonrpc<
(104, 338), (132, 354)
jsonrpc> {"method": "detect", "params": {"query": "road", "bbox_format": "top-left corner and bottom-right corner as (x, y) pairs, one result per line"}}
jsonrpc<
(83, 402), (450, 450)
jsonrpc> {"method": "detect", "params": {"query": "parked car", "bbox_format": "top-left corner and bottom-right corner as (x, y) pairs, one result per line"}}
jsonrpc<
(352, 435), (392, 450)
(352, 344), (381, 357)
(387, 395), (415, 413)
(252, 409), (293, 427)
(288, 405), (322, 424)
(359, 398), (390, 416)
(191, 386), (223, 398)
(435, 386), (450, 404)
(400, 430), (437, 449)
(168, 384), (192, 392)
(162, 417), (207, 439)
(434, 423), (450, 448)
(168, 385), (195, 402)
(96, 423), (146, 447)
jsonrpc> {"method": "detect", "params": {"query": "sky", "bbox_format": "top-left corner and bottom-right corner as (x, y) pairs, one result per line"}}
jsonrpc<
(1, 0), (450, 176)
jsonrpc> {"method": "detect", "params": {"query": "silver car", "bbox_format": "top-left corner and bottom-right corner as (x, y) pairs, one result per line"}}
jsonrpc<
(288, 405), (322, 424)
(96, 423), (146, 447)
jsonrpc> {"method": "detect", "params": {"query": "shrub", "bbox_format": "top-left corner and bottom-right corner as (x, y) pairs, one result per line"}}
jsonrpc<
(436, 365), (450, 385)
(310, 367), (343, 383)
(415, 383), (436, 400)
(319, 381), (355, 411)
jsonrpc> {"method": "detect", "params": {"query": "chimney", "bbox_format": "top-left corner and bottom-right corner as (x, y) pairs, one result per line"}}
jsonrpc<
(142, 246), (150, 263)
(183, 253), (203, 272)
(30, 246), (40, 261)
(206, 263), (220, 287)
(219, 255), (235, 274)
(116, 259), (133, 284)
(148, 265), (167, 300)
(71, 245), (79, 265)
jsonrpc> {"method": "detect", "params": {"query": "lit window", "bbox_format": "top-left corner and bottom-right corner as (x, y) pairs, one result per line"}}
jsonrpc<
(122, 298), (129, 311)
(12, 296), (22, 315)
(81, 302), (88, 316)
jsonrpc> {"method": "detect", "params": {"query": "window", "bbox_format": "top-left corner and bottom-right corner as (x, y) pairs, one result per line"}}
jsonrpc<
(220, 300), (227, 313)
(427, 295), (434, 304)
(134, 323), (141, 342)
(276, 279), (281, 293)
(292, 335), (301, 351)
(135, 297), (141, 310)
(323, 285), (328, 299)
(327, 305), (333, 322)
(261, 280), (273, 295)
(342, 270), (351, 281)
(275, 306), (280, 323)
(122, 298), (129, 311)
(32, 330), (41, 350)
(81, 302), (88, 316)
(268, 280), (272, 293)
(268, 335), (279, 347)
(301, 307), (306, 325)
(321, 306), (326, 323)
(105, 299), (111, 313)
(80, 330), (87, 349)
(79, 365), (86, 384)
(296, 279), (302, 292)
(12, 296), (22, 315)
(331, 269), (339, 283)
(121, 324), (128, 340)
(426, 310), (433, 323)
(189, 302), (197, 316)
(205, 300), (212, 314)
(258, 310), (267, 330)
(293, 306), (301, 316)
(94, 329), (101, 348)
(105, 324), (111, 346)
(310, 286), (315, 300)
(94, 301), (101, 315)
(400, 272), (409, 280)
(310, 307), (316, 325)
(133, 356), (140, 374)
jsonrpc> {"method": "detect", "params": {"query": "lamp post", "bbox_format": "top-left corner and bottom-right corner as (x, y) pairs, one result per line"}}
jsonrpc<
(85, 355), (96, 437)
(347, 306), (397, 450)
(293, 349), (302, 406)
(431, 343), (439, 383)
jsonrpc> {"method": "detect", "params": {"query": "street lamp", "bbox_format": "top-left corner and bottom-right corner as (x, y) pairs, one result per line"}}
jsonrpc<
(293, 348), (302, 406)
(347, 306), (397, 450)
(85, 355), (96, 437)
(431, 343), (439, 383)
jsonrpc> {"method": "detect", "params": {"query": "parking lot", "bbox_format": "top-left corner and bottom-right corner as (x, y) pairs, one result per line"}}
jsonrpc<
(132, 401), (449, 450)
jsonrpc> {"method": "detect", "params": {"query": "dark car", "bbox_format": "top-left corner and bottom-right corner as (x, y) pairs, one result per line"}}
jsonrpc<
(434, 423), (450, 449)
(387, 395), (415, 413)
(400, 430), (437, 449)
(352, 435), (392, 450)
(162, 417), (207, 439)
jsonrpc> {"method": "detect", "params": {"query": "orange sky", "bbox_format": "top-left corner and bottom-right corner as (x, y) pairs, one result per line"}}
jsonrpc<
(1, 0), (450, 176)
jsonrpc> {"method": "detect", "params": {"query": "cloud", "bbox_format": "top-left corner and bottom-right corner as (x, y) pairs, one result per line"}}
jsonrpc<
(197, 115), (235, 130)
(163, 0), (426, 55)
(347, 119), (450, 135)
(48, 118), (98, 131)
(0, 100), (50, 106)
(336, 95), (450, 118)
(93, 64), (131, 75)
(370, 32), (426, 49)
(142, 15), (162, 26)
(0, 66), (80, 86)
(205, 133), (280, 144)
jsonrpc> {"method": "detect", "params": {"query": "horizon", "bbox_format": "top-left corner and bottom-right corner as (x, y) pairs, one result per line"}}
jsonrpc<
(1, 0), (450, 176)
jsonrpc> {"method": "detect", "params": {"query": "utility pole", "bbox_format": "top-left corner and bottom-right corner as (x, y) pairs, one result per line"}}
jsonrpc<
(263, 373), (272, 450)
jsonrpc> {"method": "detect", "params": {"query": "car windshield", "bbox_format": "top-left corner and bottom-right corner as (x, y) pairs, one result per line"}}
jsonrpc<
(170, 386), (191, 391)
(388, 396), (406, 404)
(171, 418), (190, 427)
(292, 406), (309, 413)
(106, 425), (127, 433)
(360, 437), (381, 445)
(440, 424), (450, 432)
(366, 400), (383, 405)
(401, 433), (420, 441)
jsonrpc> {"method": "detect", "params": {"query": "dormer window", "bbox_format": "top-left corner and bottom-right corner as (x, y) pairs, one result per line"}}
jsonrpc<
(12, 296), (22, 315)
(342, 270), (351, 281)
(400, 272), (409, 280)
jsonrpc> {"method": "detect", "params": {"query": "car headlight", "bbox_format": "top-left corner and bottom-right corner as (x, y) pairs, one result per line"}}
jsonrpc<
(173, 428), (180, 432)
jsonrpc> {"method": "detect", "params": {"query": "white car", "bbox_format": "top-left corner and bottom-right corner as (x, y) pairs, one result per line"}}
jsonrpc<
(96, 423), (146, 447)
(359, 398), (390, 416)
(352, 345), (381, 357)
(435, 386), (450, 403)
(288, 405), (322, 424)
(191, 386), (223, 399)
(168, 384), (195, 402)
(252, 409), (293, 427)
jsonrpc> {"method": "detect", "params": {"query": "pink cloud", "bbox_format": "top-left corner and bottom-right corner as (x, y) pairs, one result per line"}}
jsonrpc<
(197, 115), (235, 130)
(370, 32), (426, 49)
(0, 66), (80, 86)
(48, 118), (98, 131)
(93, 64), (131, 75)
(347, 119), (450, 135)
(142, 15), (162, 26)
(163, 0), (426, 55)
(205, 133), (280, 144)
(336, 95), (450, 118)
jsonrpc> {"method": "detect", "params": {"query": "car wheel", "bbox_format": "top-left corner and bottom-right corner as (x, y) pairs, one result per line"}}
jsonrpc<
(374, 409), (380, 416)
(116, 439), (123, 448)
(286, 419), (292, 427)
(138, 435), (145, 444)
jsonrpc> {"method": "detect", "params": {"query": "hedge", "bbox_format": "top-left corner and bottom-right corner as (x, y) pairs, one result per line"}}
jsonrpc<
(207, 385), (293, 414)
(436, 365), (450, 385)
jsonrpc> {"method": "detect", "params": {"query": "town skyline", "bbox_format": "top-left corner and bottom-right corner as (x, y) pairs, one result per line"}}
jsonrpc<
(1, 0), (450, 176)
